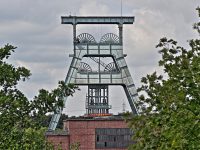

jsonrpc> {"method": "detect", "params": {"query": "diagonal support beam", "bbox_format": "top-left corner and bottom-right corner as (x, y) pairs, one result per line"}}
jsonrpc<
(89, 57), (107, 68)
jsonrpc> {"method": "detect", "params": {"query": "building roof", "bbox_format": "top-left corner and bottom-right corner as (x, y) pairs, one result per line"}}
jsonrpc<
(64, 115), (125, 122)
(45, 130), (69, 136)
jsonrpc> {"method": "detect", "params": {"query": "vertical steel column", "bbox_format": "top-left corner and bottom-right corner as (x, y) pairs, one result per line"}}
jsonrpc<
(73, 24), (76, 52)
(118, 24), (123, 45)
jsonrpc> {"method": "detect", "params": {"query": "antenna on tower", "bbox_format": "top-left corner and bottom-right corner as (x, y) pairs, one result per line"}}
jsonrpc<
(121, 0), (123, 17)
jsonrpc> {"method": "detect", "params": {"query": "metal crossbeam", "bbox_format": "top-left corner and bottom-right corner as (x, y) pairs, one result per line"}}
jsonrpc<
(90, 57), (107, 68)
(61, 16), (134, 25)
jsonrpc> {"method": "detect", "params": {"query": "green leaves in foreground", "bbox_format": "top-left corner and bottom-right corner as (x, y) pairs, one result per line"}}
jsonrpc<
(127, 8), (200, 150)
(0, 44), (78, 149)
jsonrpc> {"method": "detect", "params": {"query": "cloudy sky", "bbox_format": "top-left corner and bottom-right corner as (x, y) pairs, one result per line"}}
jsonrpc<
(0, 0), (199, 116)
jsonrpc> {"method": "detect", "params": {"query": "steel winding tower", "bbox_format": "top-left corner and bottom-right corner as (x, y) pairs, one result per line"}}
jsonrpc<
(48, 16), (139, 131)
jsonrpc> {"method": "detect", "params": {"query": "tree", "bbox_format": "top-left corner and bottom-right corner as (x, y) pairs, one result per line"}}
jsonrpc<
(70, 142), (80, 150)
(0, 44), (78, 149)
(127, 8), (200, 149)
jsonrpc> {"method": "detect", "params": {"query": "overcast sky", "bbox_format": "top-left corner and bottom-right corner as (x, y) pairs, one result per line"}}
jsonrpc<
(0, 0), (199, 116)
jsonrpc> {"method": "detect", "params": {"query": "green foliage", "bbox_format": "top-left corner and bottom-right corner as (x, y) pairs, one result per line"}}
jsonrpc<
(0, 44), (78, 149)
(127, 8), (200, 150)
(70, 142), (80, 150)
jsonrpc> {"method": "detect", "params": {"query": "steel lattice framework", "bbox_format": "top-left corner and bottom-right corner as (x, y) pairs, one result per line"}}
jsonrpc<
(48, 16), (139, 131)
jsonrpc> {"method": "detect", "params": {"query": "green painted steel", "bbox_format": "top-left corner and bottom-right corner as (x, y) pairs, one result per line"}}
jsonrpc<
(48, 15), (139, 131)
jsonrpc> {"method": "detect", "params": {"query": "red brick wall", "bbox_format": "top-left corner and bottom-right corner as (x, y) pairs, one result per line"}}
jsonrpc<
(64, 120), (128, 150)
(47, 135), (70, 150)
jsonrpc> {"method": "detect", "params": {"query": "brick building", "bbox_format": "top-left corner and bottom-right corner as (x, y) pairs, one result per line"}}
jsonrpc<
(46, 116), (134, 150)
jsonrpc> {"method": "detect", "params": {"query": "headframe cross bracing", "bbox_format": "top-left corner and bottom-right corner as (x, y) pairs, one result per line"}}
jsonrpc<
(48, 15), (139, 131)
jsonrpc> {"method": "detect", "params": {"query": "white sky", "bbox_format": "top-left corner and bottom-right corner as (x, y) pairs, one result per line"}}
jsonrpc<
(0, 0), (199, 116)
